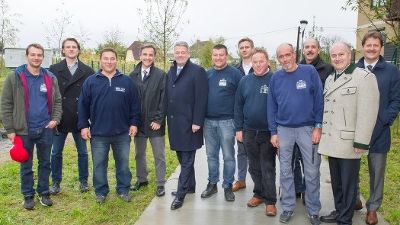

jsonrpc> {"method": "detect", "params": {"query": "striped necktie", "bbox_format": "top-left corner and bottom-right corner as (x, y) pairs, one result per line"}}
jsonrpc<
(367, 65), (373, 72)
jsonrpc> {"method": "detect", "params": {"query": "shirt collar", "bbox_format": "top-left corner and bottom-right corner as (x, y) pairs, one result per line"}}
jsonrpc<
(364, 59), (379, 69)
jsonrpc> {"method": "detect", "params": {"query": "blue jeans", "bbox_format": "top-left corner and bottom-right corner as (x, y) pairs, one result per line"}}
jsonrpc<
(204, 119), (236, 188)
(90, 133), (132, 196)
(277, 126), (321, 215)
(51, 131), (88, 184)
(236, 141), (248, 181)
(20, 128), (53, 196)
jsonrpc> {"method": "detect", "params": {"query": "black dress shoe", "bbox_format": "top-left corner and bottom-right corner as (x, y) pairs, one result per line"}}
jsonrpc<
(170, 198), (184, 210)
(201, 182), (218, 198)
(156, 186), (165, 197)
(130, 181), (149, 191)
(320, 210), (338, 223)
(171, 189), (195, 196)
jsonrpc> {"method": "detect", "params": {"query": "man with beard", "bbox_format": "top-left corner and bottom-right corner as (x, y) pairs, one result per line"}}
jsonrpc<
(292, 38), (334, 201)
(267, 43), (323, 224)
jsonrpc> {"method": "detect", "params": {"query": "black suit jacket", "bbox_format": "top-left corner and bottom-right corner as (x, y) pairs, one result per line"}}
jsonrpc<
(49, 59), (94, 132)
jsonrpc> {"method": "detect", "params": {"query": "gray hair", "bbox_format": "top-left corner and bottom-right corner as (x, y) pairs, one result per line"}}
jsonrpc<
(174, 41), (189, 50)
(329, 42), (352, 54)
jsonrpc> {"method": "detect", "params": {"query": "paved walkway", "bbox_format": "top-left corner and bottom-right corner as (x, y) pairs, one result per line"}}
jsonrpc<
(135, 146), (388, 225)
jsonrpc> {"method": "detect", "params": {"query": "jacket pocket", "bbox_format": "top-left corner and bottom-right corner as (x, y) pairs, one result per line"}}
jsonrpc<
(340, 87), (357, 95)
(340, 130), (355, 140)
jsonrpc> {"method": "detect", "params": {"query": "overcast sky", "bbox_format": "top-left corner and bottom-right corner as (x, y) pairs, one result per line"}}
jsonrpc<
(8, 0), (358, 57)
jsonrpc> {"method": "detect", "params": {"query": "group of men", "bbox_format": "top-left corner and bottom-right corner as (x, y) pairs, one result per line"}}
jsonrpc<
(1, 30), (399, 225)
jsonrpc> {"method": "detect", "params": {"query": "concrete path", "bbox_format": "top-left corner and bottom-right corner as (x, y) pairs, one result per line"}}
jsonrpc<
(135, 146), (388, 225)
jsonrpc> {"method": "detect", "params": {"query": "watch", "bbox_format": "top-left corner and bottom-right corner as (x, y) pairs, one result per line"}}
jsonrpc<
(314, 123), (322, 129)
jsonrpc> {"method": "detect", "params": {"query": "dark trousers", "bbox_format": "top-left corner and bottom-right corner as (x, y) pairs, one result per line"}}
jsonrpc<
(328, 157), (360, 225)
(244, 130), (277, 205)
(176, 150), (196, 200)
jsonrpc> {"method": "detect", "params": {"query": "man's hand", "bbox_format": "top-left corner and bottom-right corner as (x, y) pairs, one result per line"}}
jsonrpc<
(7, 133), (16, 144)
(354, 148), (367, 155)
(311, 128), (322, 144)
(192, 124), (200, 133)
(236, 131), (243, 143)
(81, 128), (91, 140)
(129, 126), (138, 136)
(150, 122), (161, 131)
(271, 135), (279, 148)
(45, 120), (58, 129)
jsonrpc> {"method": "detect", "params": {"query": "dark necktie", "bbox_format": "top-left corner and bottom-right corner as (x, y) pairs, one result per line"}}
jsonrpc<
(142, 70), (148, 81)
(367, 65), (373, 72)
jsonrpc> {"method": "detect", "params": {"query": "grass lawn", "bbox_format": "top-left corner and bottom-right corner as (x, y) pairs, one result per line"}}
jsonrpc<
(359, 123), (400, 224)
(0, 136), (178, 225)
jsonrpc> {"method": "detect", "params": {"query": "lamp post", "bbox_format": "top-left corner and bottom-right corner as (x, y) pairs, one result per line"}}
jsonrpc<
(295, 20), (308, 63)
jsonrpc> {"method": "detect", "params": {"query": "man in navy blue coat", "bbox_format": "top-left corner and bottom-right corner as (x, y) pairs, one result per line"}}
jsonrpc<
(355, 31), (400, 225)
(166, 41), (208, 210)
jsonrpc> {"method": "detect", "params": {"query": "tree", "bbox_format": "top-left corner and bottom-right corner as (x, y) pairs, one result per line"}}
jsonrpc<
(190, 37), (225, 69)
(96, 26), (127, 60)
(343, 0), (400, 47)
(138, 0), (188, 70)
(44, 3), (72, 56)
(73, 24), (91, 49)
(0, 0), (19, 53)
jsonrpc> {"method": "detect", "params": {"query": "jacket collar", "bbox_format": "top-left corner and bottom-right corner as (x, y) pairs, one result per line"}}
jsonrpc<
(356, 55), (386, 70)
(324, 63), (356, 96)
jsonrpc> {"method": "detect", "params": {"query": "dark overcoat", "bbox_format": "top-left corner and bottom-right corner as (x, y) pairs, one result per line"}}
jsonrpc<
(49, 59), (94, 133)
(356, 56), (400, 153)
(129, 62), (166, 137)
(166, 60), (208, 151)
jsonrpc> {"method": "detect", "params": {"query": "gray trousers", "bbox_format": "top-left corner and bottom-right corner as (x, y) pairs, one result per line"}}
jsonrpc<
(278, 126), (321, 216)
(134, 136), (166, 186)
(366, 153), (387, 211)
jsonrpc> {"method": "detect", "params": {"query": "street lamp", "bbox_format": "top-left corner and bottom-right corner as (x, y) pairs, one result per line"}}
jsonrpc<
(295, 20), (308, 63)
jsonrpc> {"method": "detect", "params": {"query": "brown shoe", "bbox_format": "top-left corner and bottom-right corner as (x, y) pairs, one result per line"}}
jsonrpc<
(232, 180), (246, 192)
(266, 204), (277, 217)
(366, 211), (378, 225)
(247, 197), (263, 207)
(354, 199), (363, 210)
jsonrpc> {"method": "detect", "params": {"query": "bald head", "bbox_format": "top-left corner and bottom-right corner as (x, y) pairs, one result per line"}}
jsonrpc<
(330, 42), (352, 72)
(276, 43), (297, 72)
(276, 43), (294, 56)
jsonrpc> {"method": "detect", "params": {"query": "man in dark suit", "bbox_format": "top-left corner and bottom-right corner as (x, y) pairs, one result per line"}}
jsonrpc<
(166, 41), (208, 210)
(129, 44), (167, 197)
(49, 38), (94, 194)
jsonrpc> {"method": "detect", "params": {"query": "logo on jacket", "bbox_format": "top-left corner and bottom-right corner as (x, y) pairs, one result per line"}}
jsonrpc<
(115, 87), (126, 92)
(219, 78), (227, 87)
(296, 80), (307, 90)
(40, 83), (47, 92)
(260, 84), (268, 94)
